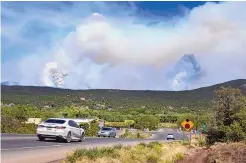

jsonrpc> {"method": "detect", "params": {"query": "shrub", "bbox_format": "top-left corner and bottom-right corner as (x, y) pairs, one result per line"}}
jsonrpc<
(16, 123), (37, 134)
(173, 153), (184, 161)
(1, 115), (37, 134)
(138, 142), (147, 147)
(66, 147), (117, 163)
(137, 132), (141, 138)
(224, 122), (246, 142)
(182, 140), (190, 145)
(206, 128), (226, 145)
(120, 129), (131, 138)
(147, 141), (162, 148)
(198, 139), (206, 147)
(79, 122), (90, 130)
(85, 120), (99, 137)
(146, 153), (160, 163)
(113, 144), (123, 149)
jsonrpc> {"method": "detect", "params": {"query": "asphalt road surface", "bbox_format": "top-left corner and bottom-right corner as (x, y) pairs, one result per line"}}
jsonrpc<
(1, 128), (185, 163)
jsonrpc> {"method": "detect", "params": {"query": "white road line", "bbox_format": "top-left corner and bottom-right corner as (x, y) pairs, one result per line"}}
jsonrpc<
(2, 144), (65, 151)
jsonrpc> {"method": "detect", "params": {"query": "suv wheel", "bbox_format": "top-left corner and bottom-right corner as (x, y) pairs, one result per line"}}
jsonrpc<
(38, 136), (45, 141)
(65, 132), (72, 143)
(78, 132), (85, 142)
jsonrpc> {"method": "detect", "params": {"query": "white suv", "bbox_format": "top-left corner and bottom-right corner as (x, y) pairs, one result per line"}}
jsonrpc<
(167, 134), (175, 140)
(36, 118), (85, 143)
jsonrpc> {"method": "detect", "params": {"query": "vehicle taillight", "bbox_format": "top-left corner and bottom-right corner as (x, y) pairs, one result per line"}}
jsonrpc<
(56, 126), (66, 129)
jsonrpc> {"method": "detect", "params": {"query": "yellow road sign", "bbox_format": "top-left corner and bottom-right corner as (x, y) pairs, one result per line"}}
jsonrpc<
(181, 119), (194, 131)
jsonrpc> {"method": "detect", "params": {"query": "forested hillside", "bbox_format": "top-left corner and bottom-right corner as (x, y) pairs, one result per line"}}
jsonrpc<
(1, 79), (246, 110)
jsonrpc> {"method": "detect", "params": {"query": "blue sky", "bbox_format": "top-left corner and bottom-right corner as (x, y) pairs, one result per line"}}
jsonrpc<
(1, 1), (246, 90)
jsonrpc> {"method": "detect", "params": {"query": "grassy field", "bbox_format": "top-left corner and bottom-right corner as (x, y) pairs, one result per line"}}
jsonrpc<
(158, 123), (177, 128)
(64, 134), (246, 163)
(65, 142), (187, 163)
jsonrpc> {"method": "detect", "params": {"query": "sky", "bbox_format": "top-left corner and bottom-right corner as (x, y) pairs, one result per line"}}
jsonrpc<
(1, 1), (246, 90)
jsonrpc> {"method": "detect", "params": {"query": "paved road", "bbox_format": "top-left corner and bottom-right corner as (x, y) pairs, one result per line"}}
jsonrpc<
(1, 128), (184, 163)
(1, 135), (140, 150)
(147, 128), (185, 140)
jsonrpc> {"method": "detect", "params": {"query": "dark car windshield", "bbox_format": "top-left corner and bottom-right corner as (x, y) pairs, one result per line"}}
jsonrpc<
(101, 127), (112, 131)
(45, 119), (66, 124)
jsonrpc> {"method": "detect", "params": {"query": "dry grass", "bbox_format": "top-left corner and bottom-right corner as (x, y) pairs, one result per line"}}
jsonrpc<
(158, 123), (177, 128)
(160, 142), (187, 163)
(65, 141), (187, 163)
(205, 142), (246, 163)
(120, 129), (152, 139)
(190, 134), (206, 147)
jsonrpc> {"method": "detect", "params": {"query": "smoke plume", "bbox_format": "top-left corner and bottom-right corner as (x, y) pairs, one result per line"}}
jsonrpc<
(2, 2), (246, 90)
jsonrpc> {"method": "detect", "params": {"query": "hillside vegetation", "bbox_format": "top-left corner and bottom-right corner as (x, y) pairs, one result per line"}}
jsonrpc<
(1, 79), (246, 110)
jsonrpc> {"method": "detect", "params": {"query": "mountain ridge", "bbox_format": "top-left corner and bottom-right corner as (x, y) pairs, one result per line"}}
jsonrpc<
(1, 79), (246, 110)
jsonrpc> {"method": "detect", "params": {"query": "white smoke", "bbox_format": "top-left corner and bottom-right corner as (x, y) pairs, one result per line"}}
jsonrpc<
(42, 62), (67, 88)
(41, 2), (246, 90)
(172, 71), (188, 91)
(2, 2), (246, 90)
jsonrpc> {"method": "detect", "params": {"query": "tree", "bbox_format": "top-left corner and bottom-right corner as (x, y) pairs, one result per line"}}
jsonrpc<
(214, 87), (244, 126)
(134, 115), (159, 130)
(206, 87), (246, 145)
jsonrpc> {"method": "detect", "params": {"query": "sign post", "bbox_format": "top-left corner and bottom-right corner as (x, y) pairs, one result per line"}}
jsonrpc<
(182, 129), (184, 144)
(201, 124), (206, 141)
(181, 119), (194, 146)
(202, 124), (206, 132)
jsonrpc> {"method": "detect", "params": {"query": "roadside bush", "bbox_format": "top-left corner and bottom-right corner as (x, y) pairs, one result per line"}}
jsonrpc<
(173, 153), (185, 162)
(1, 115), (36, 134)
(137, 142), (147, 147)
(113, 144), (123, 149)
(206, 123), (246, 145)
(224, 122), (246, 142)
(16, 123), (37, 134)
(147, 141), (162, 149)
(1, 115), (22, 133)
(66, 147), (117, 163)
(136, 132), (141, 138)
(146, 153), (160, 163)
(198, 138), (206, 147)
(85, 120), (99, 137)
(120, 129), (131, 138)
(79, 122), (90, 130)
(206, 128), (226, 145)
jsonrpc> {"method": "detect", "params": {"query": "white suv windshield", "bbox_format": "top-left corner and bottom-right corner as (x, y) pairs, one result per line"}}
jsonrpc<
(45, 119), (66, 124)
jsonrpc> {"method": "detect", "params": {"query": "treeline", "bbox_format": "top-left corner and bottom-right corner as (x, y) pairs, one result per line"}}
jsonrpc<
(1, 103), (210, 133)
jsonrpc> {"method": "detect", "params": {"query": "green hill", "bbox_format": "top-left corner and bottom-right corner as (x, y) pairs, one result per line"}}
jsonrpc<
(1, 79), (246, 110)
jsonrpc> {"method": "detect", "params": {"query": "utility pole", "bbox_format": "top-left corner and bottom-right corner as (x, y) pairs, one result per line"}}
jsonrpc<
(182, 129), (184, 144)
(189, 130), (192, 146)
